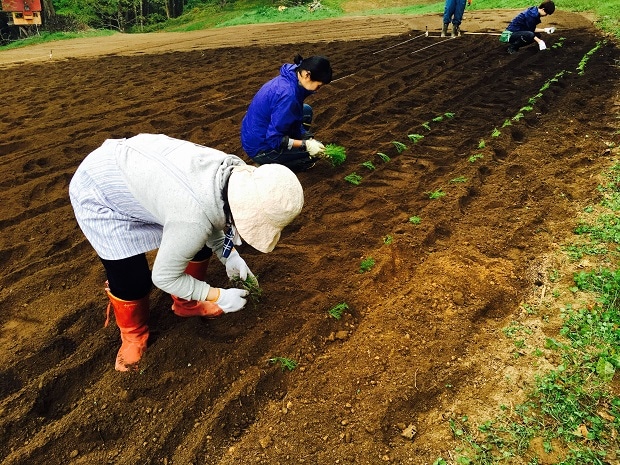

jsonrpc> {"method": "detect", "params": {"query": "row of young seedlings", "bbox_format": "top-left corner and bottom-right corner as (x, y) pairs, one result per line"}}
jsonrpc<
(343, 112), (457, 186)
(270, 42), (609, 372)
(487, 41), (606, 147)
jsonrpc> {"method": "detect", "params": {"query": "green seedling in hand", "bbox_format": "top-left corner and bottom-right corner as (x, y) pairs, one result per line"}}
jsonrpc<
(231, 274), (262, 305)
(328, 302), (349, 320)
(324, 144), (346, 167)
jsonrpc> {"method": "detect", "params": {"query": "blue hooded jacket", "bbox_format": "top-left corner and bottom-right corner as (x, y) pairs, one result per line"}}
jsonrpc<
(506, 6), (541, 33)
(240, 63), (314, 158)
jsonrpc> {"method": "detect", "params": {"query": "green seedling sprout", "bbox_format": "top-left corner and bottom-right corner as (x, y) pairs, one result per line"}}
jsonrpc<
(377, 152), (390, 163)
(477, 139), (486, 149)
(359, 257), (375, 273)
(409, 216), (421, 224)
(502, 119), (512, 128)
(361, 161), (375, 170)
(392, 141), (407, 153)
(384, 235), (393, 245)
(468, 153), (483, 163)
(408, 133), (424, 143)
(444, 112), (455, 119)
(428, 189), (446, 199)
(432, 115), (443, 123)
(324, 144), (347, 167)
(491, 128), (501, 138)
(421, 122), (431, 131)
(344, 172), (363, 185)
(512, 112), (524, 122)
(231, 274), (262, 305)
(269, 357), (297, 371)
(450, 176), (468, 183)
(519, 105), (534, 113)
(328, 302), (349, 320)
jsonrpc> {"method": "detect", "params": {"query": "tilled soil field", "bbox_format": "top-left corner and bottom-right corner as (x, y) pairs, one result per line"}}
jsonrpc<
(1, 9), (619, 465)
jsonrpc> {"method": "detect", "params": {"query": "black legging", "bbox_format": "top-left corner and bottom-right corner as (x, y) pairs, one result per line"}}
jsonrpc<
(101, 246), (213, 301)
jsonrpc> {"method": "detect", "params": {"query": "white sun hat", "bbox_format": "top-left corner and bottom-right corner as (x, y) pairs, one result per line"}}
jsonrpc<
(227, 164), (304, 253)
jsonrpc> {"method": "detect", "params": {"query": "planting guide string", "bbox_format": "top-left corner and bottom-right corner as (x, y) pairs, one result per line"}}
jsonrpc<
(333, 28), (457, 83)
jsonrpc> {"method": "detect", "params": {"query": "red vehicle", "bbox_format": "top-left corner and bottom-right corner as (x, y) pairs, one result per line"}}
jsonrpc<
(1, 0), (42, 27)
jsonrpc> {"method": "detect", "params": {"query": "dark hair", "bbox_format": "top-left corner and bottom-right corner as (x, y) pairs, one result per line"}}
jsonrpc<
(294, 54), (333, 84)
(540, 1), (555, 15)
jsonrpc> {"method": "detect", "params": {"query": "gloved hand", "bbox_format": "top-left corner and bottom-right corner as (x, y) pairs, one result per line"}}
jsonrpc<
(543, 27), (555, 34)
(225, 249), (254, 281)
(305, 139), (326, 158)
(538, 40), (547, 51)
(216, 288), (249, 313)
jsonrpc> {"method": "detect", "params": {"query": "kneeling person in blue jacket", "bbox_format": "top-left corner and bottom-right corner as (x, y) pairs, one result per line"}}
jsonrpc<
(501, 1), (556, 54)
(240, 54), (333, 172)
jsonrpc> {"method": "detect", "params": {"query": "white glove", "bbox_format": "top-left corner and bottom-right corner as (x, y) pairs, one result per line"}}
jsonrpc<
(216, 288), (249, 313)
(538, 40), (547, 51)
(225, 249), (254, 281)
(305, 139), (326, 158)
(543, 27), (555, 34)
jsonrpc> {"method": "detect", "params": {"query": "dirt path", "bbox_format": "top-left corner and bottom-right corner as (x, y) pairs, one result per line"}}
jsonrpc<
(1, 10), (619, 465)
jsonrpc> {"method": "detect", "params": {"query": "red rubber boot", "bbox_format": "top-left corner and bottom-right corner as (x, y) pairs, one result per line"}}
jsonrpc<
(105, 286), (150, 372)
(171, 259), (223, 318)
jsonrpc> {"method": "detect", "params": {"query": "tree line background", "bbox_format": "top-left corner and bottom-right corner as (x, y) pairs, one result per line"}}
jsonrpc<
(2, 0), (314, 35)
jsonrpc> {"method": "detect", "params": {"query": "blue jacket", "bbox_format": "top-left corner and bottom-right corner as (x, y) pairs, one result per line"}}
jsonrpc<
(506, 6), (541, 33)
(241, 64), (314, 158)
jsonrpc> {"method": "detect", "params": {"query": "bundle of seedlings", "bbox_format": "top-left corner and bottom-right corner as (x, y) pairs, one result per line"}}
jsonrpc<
(231, 274), (262, 306)
(323, 144), (346, 167)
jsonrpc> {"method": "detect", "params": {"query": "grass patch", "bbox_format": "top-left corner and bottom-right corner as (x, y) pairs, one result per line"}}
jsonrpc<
(438, 160), (620, 464)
